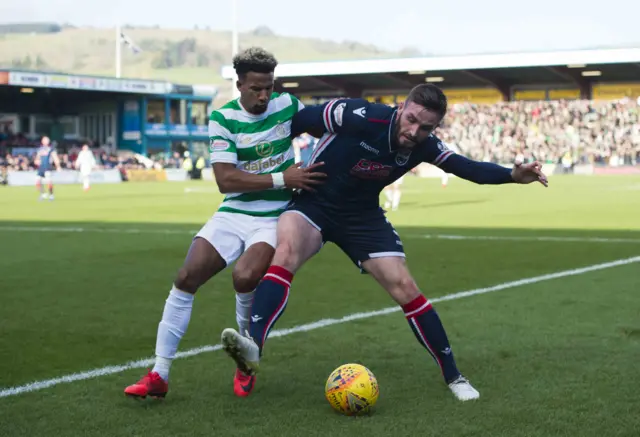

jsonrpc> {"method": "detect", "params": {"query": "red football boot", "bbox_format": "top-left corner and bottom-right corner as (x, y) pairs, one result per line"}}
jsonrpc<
(233, 368), (256, 397)
(124, 370), (168, 399)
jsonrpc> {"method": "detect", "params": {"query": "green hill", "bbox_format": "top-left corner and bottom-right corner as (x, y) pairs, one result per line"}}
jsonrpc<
(0, 25), (416, 97)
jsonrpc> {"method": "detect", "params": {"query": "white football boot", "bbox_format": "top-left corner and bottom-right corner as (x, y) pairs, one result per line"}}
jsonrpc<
(221, 328), (260, 376)
(448, 375), (480, 401)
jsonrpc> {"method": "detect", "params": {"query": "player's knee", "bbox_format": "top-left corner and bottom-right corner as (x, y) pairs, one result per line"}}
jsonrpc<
(232, 268), (262, 294)
(173, 266), (201, 294)
(390, 276), (421, 305)
(272, 241), (299, 271)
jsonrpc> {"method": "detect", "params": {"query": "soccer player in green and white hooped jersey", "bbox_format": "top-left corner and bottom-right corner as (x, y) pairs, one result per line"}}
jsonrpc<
(209, 90), (301, 217)
(124, 47), (326, 400)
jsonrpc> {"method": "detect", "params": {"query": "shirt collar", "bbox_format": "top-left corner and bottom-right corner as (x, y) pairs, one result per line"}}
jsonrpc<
(388, 109), (398, 152)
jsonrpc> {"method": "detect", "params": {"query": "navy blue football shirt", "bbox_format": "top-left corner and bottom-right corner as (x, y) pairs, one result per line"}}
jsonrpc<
(291, 98), (456, 210)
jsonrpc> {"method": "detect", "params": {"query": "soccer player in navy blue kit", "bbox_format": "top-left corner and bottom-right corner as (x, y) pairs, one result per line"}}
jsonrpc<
(35, 136), (61, 201)
(221, 84), (548, 401)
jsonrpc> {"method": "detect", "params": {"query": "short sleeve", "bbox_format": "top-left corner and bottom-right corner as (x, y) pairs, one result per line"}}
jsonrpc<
(208, 111), (237, 165)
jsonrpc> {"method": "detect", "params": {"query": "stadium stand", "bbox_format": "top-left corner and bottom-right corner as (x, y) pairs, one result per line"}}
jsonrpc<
(219, 47), (640, 171)
(439, 98), (640, 167)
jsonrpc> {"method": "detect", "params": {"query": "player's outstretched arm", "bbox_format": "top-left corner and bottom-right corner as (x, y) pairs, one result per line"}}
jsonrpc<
(439, 154), (548, 187)
(213, 162), (327, 194)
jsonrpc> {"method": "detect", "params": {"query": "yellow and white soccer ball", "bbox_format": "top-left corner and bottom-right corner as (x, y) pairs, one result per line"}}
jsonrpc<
(325, 363), (379, 416)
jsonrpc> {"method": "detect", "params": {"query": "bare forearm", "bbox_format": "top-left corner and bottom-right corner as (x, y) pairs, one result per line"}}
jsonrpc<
(214, 167), (277, 194)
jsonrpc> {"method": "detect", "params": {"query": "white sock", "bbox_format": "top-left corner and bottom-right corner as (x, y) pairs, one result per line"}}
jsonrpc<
(442, 173), (449, 186)
(236, 291), (254, 334)
(392, 190), (402, 210)
(152, 286), (194, 381)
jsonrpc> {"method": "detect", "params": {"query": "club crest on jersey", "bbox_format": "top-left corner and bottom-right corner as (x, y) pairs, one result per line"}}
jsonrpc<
(236, 134), (252, 145)
(276, 124), (289, 137)
(395, 149), (412, 166)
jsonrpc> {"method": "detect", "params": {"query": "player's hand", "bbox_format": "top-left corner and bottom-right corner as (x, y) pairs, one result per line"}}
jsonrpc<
(511, 161), (548, 187)
(283, 162), (327, 192)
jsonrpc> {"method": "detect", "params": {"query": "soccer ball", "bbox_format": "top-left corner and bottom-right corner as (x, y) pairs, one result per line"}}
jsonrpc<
(325, 363), (379, 416)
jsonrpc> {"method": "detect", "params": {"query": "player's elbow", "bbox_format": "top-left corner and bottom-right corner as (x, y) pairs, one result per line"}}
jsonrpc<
(212, 165), (237, 193)
(217, 172), (243, 193)
(215, 178), (232, 193)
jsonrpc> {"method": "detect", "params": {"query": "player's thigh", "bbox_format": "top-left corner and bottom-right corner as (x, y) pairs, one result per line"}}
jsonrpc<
(334, 210), (404, 265)
(232, 218), (278, 293)
(361, 256), (420, 306)
(271, 210), (323, 273)
(334, 210), (412, 299)
(176, 237), (227, 293)
(37, 171), (50, 183)
(180, 213), (244, 292)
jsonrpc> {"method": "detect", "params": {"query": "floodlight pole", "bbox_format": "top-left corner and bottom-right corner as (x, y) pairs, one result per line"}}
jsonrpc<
(115, 24), (122, 79)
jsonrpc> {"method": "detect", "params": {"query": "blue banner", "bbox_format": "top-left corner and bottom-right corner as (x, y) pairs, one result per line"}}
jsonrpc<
(122, 100), (142, 140)
(191, 125), (208, 136)
(145, 123), (168, 136)
(168, 124), (189, 136)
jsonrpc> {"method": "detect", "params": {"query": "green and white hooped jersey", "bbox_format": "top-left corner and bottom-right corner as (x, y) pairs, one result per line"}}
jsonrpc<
(208, 92), (304, 217)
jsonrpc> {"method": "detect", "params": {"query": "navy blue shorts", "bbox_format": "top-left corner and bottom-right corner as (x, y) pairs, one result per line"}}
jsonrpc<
(285, 196), (405, 270)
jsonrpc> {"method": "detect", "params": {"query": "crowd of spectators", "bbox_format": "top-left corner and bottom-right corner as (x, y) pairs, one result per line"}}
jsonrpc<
(439, 98), (640, 166)
(2, 98), (639, 176)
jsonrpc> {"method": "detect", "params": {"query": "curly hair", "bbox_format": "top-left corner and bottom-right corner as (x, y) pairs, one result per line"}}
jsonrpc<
(233, 47), (278, 78)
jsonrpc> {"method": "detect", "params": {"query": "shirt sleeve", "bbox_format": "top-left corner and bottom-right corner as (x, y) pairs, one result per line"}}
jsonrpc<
(208, 111), (238, 165)
(423, 137), (513, 185)
(291, 98), (371, 137)
(421, 137), (457, 167)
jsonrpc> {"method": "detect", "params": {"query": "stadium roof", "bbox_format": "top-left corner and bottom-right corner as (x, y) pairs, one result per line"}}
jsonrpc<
(0, 69), (217, 97)
(221, 47), (640, 96)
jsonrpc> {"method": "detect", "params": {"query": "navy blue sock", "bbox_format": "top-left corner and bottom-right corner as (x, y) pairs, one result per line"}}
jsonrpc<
(403, 294), (461, 384)
(248, 265), (292, 354)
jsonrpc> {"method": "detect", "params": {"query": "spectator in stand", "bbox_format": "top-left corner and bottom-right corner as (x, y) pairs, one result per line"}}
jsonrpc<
(1, 98), (638, 179)
(438, 98), (639, 166)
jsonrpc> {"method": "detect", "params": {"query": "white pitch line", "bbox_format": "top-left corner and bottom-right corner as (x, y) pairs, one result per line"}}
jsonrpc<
(418, 234), (640, 244)
(1, 255), (639, 399)
(0, 226), (196, 235)
(1, 226), (640, 244)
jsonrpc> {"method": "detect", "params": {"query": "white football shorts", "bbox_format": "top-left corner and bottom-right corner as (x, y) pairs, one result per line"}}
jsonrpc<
(195, 212), (278, 266)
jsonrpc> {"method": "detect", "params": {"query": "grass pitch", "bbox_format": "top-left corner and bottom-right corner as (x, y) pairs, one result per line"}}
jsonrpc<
(0, 175), (639, 437)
